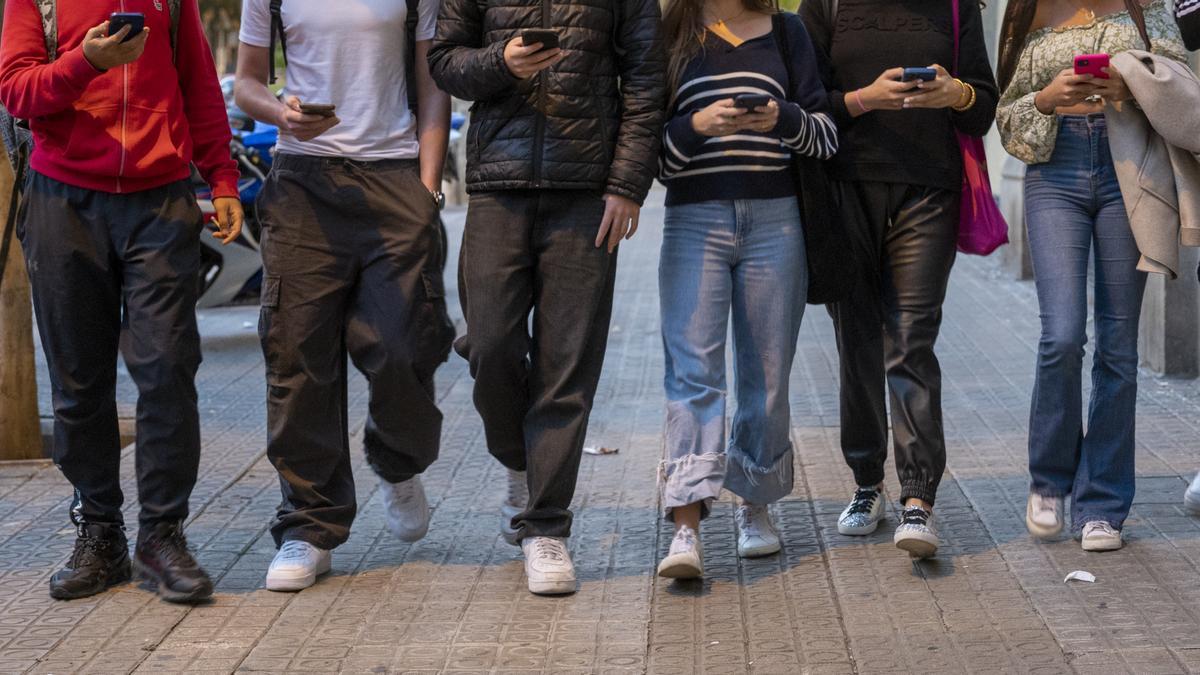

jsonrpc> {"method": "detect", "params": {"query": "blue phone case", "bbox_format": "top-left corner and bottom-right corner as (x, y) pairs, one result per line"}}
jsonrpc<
(109, 13), (145, 43)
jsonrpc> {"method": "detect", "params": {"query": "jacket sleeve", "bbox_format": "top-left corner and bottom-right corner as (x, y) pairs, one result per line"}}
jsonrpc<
(175, 0), (239, 199)
(951, 0), (999, 137)
(0, 0), (104, 119)
(774, 16), (837, 160)
(606, 0), (667, 204)
(797, 0), (852, 131)
(427, 0), (520, 102)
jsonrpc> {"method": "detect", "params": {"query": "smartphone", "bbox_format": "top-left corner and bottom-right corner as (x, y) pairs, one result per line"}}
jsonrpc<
(900, 67), (938, 83)
(108, 12), (145, 43)
(732, 94), (773, 110)
(1074, 53), (1111, 79)
(298, 103), (337, 117)
(520, 29), (560, 52)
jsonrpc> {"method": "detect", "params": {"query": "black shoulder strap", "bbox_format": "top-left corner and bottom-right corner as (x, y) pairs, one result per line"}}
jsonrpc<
(0, 152), (28, 294)
(169, 0), (182, 61)
(268, 0), (287, 84)
(406, 0), (421, 112)
(773, 13), (794, 97)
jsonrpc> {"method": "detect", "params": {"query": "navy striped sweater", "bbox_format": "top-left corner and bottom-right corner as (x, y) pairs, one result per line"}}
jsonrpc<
(659, 13), (837, 206)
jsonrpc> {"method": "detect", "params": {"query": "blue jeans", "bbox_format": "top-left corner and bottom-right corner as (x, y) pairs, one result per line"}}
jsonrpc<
(1025, 115), (1145, 531)
(658, 197), (806, 518)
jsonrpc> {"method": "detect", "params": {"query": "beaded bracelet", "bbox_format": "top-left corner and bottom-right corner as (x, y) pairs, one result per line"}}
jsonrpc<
(951, 80), (976, 112)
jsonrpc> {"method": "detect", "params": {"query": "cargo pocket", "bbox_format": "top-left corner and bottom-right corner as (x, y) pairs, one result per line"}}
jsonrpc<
(258, 274), (281, 339)
(414, 269), (455, 382)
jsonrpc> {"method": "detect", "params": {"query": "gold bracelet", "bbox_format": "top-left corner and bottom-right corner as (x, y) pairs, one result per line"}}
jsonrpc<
(952, 81), (976, 112)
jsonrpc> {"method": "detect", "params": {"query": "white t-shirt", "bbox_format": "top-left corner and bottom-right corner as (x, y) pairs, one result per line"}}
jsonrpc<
(240, 0), (437, 160)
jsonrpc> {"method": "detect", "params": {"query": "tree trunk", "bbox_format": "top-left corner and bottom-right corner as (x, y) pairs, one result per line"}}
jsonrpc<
(0, 159), (42, 461)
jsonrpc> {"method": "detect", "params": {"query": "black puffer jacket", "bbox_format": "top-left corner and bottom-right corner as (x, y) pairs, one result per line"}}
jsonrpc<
(428, 0), (667, 204)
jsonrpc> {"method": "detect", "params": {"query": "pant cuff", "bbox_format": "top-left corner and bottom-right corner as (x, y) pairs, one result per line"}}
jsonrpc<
(1073, 513), (1124, 532)
(660, 452), (726, 521)
(723, 445), (794, 506)
(900, 481), (939, 508)
(845, 459), (886, 491)
(275, 528), (345, 551)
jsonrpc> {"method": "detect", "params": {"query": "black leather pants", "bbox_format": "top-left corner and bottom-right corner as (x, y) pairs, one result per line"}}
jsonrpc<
(827, 181), (959, 506)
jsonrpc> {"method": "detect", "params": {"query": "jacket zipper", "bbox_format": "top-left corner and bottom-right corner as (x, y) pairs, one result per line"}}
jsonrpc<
(117, 0), (129, 193)
(531, 0), (550, 187)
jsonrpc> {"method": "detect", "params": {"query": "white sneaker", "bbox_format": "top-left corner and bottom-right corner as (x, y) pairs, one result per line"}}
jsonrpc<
(894, 506), (939, 559)
(521, 536), (576, 595)
(1081, 521), (1123, 552)
(735, 504), (781, 558)
(381, 476), (430, 542)
(501, 469), (527, 546)
(837, 487), (885, 535)
(1026, 493), (1064, 539)
(657, 525), (703, 579)
(266, 540), (331, 592)
(1185, 472), (1200, 514)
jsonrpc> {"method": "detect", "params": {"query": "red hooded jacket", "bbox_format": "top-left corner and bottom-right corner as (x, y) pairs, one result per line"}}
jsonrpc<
(0, 0), (238, 198)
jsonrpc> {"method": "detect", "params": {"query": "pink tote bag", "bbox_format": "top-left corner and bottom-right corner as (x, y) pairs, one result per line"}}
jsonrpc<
(952, 0), (1009, 255)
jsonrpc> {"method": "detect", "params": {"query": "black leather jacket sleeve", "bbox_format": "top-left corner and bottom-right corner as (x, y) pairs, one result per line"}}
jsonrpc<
(427, 0), (520, 102)
(605, 0), (667, 205)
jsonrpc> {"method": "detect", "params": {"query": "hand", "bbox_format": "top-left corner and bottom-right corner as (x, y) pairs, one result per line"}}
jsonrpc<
(210, 197), (244, 245)
(902, 65), (967, 109)
(853, 68), (918, 113)
(277, 96), (340, 142)
(1092, 65), (1133, 102)
(81, 21), (149, 71)
(736, 99), (781, 133)
(503, 37), (563, 79)
(691, 99), (747, 137)
(595, 194), (640, 253)
(1034, 68), (1099, 113)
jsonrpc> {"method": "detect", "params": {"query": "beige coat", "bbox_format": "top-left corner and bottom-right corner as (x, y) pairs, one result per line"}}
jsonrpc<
(1105, 50), (1200, 278)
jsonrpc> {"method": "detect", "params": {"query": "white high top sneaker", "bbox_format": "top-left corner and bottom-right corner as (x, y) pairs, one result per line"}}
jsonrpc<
(501, 469), (528, 545)
(266, 540), (331, 592)
(380, 476), (430, 542)
(521, 536), (577, 595)
(735, 504), (781, 558)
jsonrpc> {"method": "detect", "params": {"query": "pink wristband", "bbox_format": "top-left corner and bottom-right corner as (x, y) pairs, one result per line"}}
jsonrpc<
(853, 89), (871, 114)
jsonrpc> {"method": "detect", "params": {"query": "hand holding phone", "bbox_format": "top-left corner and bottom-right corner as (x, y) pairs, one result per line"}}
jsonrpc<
(504, 33), (563, 79)
(82, 16), (149, 70)
(900, 67), (937, 83)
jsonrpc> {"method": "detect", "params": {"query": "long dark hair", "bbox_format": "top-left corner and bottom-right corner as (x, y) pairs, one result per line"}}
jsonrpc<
(662, 0), (779, 91)
(997, 0), (1152, 91)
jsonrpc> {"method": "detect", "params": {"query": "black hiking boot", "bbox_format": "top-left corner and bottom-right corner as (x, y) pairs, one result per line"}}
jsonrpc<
(49, 522), (132, 600)
(135, 522), (213, 603)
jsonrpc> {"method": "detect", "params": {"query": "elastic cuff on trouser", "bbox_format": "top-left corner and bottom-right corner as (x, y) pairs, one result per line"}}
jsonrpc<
(900, 481), (939, 508)
(660, 452), (726, 521)
(846, 461), (885, 491)
(723, 446), (794, 506)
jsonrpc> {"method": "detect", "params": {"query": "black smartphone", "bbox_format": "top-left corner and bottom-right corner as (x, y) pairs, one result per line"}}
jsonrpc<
(108, 12), (145, 43)
(521, 29), (560, 52)
(900, 67), (937, 83)
(298, 103), (337, 117)
(732, 94), (773, 110)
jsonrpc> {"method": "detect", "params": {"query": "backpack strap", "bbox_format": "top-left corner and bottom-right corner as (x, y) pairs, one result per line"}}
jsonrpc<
(268, 0), (287, 84)
(773, 13), (794, 100)
(34, 0), (58, 62)
(169, 0), (182, 60)
(406, 0), (420, 112)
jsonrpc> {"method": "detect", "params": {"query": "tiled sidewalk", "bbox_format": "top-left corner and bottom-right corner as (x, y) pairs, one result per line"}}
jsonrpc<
(3, 189), (1200, 674)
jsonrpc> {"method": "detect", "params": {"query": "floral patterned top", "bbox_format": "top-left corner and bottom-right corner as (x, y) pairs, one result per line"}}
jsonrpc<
(997, 0), (1188, 164)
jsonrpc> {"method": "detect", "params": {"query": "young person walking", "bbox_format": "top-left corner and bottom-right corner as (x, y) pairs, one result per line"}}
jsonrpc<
(996, 0), (1187, 551)
(429, 0), (666, 594)
(236, 0), (455, 591)
(0, 0), (243, 602)
(654, 0), (836, 579)
(800, 0), (998, 558)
